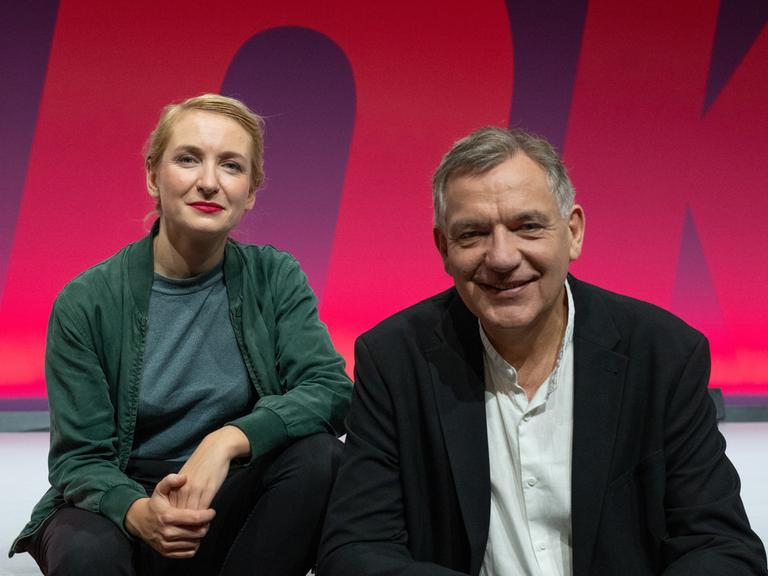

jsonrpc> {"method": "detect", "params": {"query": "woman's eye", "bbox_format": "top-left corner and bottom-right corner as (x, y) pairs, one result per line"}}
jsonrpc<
(176, 155), (197, 165)
(222, 161), (244, 173)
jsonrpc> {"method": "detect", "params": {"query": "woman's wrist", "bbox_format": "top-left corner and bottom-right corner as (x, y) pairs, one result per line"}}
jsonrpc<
(208, 425), (250, 460)
(125, 497), (150, 538)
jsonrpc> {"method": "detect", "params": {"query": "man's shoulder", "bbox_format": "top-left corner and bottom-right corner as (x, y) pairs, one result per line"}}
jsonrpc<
(570, 276), (705, 349)
(360, 287), (459, 345)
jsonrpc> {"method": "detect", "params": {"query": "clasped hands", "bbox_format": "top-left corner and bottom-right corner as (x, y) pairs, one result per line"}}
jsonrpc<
(125, 426), (250, 559)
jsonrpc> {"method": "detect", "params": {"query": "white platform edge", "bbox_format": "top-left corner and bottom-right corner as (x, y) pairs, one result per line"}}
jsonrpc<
(1, 424), (765, 575)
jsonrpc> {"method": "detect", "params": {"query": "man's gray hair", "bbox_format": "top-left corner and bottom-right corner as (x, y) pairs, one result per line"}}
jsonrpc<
(432, 127), (575, 228)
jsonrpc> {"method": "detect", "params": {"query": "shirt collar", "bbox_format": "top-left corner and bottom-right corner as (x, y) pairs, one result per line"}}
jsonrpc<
(479, 279), (575, 399)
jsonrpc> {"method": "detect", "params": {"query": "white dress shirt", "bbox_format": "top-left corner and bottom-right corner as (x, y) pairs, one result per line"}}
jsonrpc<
(480, 281), (575, 576)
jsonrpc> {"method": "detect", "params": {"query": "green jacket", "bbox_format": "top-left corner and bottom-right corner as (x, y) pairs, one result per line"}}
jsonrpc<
(10, 228), (352, 555)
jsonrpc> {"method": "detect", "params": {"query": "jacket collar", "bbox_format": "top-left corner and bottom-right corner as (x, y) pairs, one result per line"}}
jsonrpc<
(125, 220), (244, 315)
(569, 274), (621, 350)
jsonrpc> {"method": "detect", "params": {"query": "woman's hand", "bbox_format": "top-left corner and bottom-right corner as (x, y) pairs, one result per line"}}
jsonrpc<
(125, 473), (216, 558)
(169, 425), (250, 511)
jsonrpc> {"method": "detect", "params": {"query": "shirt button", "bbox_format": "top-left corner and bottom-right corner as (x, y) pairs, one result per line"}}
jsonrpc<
(527, 477), (537, 487)
(522, 414), (531, 422)
(536, 542), (546, 551)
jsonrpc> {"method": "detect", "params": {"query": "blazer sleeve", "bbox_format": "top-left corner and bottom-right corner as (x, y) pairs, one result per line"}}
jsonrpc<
(318, 335), (468, 576)
(660, 336), (767, 575)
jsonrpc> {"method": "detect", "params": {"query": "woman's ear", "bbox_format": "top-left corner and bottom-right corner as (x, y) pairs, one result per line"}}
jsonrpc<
(146, 160), (159, 200)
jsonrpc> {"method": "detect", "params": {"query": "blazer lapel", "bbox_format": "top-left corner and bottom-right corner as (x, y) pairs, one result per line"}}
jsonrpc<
(570, 279), (628, 576)
(426, 293), (489, 576)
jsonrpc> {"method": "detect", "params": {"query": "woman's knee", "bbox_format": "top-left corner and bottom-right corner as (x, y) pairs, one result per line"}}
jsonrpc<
(277, 433), (344, 491)
(295, 433), (343, 479)
(33, 507), (134, 576)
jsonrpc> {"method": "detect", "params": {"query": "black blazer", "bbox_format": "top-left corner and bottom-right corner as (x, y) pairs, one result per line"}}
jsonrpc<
(319, 277), (767, 576)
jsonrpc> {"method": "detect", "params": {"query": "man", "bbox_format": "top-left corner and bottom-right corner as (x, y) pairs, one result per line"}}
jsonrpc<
(318, 127), (767, 576)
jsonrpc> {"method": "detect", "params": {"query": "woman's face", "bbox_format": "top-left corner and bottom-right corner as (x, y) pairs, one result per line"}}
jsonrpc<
(147, 110), (255, 240)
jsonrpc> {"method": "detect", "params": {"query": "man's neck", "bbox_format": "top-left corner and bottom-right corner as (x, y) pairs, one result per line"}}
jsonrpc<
(483, 294), (568, 399)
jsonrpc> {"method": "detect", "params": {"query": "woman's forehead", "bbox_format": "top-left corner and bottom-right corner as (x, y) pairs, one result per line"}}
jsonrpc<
(165, 110), (253, 155)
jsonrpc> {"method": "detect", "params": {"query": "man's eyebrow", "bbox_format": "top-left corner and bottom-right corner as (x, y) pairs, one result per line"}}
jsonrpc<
(513, 210), (553, 222)
(448, 219), (488, 234)
(449, 210), (552, 229)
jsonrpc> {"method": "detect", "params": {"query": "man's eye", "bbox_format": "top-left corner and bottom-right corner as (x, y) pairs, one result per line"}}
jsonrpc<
(457, 231), (484, 241)
(520, 222), (544, 232)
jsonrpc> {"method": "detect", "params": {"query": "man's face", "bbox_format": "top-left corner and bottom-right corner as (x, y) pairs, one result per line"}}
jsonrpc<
(434, 153), (584, 344)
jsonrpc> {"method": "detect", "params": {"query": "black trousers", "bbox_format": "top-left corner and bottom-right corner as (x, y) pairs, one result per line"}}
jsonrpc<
(28, 433), (343, 576)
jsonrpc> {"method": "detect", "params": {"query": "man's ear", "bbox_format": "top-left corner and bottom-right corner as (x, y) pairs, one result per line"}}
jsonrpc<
(433, 227), (452, 275)
(567, 204), (585, 261)
(434, 227), (447, 257)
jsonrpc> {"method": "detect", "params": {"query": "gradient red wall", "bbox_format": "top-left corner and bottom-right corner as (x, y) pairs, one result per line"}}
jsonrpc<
(1, 0), (766, 398)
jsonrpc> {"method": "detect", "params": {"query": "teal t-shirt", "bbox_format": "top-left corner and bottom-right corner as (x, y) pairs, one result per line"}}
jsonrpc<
(131, 263), (254, 462)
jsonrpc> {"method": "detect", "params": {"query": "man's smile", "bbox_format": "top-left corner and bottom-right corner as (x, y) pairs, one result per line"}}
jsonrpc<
(475, 277), (535, 296)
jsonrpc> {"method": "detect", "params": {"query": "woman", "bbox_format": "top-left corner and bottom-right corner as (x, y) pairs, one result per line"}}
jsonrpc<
(10, 94), (352, 575)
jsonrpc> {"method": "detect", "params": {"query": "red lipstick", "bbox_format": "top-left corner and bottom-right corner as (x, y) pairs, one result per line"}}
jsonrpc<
(189, 202), (224, 213)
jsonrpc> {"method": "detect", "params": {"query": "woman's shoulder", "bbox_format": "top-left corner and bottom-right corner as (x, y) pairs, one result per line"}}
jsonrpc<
(225, 241), (311, 306)
(226, 240), (303, 279)
(228, 239), (298, 264)
(55, 238), (145, 312)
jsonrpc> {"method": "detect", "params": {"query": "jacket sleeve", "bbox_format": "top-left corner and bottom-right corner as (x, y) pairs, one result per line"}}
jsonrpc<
(228, 253), (353, 463)
(45, 296), (147, 534)
(660, 336), (767, 575)
(318, 336), (468, 576)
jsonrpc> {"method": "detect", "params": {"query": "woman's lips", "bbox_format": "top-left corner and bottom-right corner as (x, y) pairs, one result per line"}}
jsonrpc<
(189, 202), (224, 213)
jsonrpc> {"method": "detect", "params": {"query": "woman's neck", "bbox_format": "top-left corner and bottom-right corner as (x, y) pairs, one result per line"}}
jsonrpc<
(152, 222), (227, 279)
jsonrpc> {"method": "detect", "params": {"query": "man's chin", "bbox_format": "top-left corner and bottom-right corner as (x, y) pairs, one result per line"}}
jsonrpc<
(478, 310), (533, 334)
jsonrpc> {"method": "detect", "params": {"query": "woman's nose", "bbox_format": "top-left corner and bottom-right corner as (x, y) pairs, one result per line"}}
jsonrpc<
(197, 162), (219, 195)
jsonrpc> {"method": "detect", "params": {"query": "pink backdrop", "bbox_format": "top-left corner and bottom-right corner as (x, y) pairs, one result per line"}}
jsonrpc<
(1, 0), (766, 399)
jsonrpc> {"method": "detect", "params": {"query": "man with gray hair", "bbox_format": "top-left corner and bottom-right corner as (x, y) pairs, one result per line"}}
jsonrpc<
(318, 128), (767, 576)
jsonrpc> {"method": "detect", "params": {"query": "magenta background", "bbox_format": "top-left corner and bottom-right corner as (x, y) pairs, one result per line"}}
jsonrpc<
(0, 0), (766, 398)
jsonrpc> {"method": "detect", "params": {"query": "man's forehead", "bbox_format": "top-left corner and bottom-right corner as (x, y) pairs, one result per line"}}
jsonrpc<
(445, 167), (553, 214)
(446, 154), (547, 192)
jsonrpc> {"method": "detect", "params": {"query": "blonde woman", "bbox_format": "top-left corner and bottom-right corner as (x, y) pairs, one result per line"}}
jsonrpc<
(12, 94), (352, 576)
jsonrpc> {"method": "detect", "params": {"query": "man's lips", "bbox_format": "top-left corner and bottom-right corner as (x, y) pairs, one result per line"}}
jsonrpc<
(189, 202), (224, 213)
(476, 278), (534, 295)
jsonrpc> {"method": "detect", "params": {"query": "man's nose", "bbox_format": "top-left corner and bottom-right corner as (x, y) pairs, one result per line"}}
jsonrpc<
(197, 162), (220, 196)
(484, 228), (521, 272)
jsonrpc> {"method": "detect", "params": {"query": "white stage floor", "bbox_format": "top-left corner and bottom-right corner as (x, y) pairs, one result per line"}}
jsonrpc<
(1, 424), (767, 575)
(1, 433), (47, 576)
